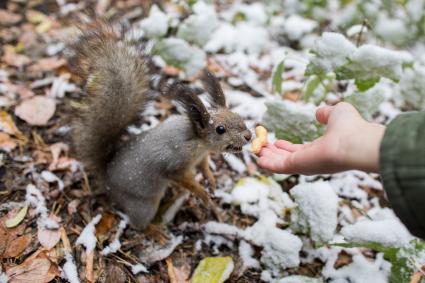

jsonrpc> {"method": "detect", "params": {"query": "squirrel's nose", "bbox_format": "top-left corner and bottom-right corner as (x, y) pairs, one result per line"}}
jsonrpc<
(243, 130), (252, 142)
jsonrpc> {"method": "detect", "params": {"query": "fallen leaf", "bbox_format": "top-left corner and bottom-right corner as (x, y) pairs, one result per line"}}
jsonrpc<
(0, 9), (22, 26)
(26, 10), (47, 24)
(95, 213), (116, 238)
(37, 227), (61, 250)
(5, 205), (28, 228)
(4, 234), (32, 258)
(0, 132), (17, 152)
(28, 57), (66, 73)
(166, 258), (190, 283)
(2, 45), (31, 68)
(191, 257), (234, 283)
(67, 199), (81, 215)
(0, 111), (22, 136)
(6, 257), (51, 283)
(15, 96), (56, 126)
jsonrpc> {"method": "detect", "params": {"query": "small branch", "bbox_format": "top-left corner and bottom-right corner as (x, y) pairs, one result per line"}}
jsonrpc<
(86, 250), (94, 283)
(60, 227), (72, 253)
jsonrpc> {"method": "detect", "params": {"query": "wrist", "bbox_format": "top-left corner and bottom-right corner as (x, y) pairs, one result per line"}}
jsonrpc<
(345, 122), (386, 173)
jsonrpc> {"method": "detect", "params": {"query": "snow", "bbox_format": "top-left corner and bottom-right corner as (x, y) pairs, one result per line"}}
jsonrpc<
(290, 181), (339, 244)
(205, 23), (270, 54)
(100, 214), (129, 255)
(177, 1), (219, 47)
(223, 154), (246, 174)
(25, 184), (59, 229)
(284, 15), (318, 41)
(130, 263), (148, 275)
(139, 234), (183, 265)
(136, 5), (168, 38)
(161, 192), (190, 225)
(341, 218), (413, 247)
(76, 214), (102, 253)
(154, 37), (206, 76)
(351, 44), (412, 81)
(346, 24), (367, 37)
(239, 240), (260, 269)
(375, 15), (409, 46)
(310, 32), (356, 72)
(41, 170), (64, 191)
(323, 253), (390, 283)
(62, 253), (81, 283)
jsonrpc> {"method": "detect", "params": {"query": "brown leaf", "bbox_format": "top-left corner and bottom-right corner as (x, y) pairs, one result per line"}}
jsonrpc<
(0, 132), (17, 152)
(15, 96), (56, 126)
(2, 45), (31, 68)
(166, 258), (190, 283)
(95, 213), (116, 238)
(28, 57), (67, 73)
(37, 227), (61, 250)
(4, 234), (32, 258)
(6, 258), (51, 283)
(0, 111), (22, 136)
(0, 213), (28, 258)
(0, 9), (22, 26)
(67, 199), (81, 215)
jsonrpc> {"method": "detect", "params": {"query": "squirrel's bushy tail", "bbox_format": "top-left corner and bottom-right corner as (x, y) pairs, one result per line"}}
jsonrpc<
(69, 23), (149, 175)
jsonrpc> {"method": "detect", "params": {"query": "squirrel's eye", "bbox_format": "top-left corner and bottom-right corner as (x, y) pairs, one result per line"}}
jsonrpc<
(216, 125), (226, 135)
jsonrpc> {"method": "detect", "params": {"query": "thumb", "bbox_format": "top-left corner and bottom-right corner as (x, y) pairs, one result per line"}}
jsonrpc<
(316, 106), (334, 124)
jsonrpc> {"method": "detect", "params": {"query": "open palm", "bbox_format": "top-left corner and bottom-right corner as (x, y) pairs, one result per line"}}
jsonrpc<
(257, 102), (385, 175)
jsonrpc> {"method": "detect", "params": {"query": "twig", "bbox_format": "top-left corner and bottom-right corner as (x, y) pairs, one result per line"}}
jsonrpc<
(166, 258), (178, 283)
(86, 250), (94, 283)
(60, 227), (72, 253)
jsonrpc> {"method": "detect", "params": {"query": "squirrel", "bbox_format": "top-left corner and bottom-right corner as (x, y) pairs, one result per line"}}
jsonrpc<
(68, 23), (252, 230)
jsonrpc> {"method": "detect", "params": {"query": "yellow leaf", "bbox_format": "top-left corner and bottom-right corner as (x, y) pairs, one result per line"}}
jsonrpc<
(191, 257), (234, 283)
(6, 205), (28, 228)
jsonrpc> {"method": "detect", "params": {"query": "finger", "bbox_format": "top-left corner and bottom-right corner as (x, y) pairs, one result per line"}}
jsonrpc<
(316, 106), (334, 124)
(274, 140), (303, 152)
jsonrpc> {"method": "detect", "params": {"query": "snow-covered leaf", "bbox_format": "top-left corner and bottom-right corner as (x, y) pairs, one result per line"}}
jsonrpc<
(272, 60), (284, 94)
(153, 38), (206, 77)
(290, 182), (338, 244)
(263, 99), (324, 143)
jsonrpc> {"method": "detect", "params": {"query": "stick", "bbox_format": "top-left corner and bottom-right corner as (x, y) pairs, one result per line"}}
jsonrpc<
(86, 250), (94, 283)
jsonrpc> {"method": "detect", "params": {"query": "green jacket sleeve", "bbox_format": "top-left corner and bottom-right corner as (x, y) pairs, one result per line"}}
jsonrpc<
(380, 111), (425, 239)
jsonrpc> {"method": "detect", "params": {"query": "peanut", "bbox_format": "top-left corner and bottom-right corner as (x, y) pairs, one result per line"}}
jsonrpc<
(251, 126), (268, 154)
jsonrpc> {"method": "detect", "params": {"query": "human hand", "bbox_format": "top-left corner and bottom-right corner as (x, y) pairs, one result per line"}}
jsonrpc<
(257, 102), (386, 175)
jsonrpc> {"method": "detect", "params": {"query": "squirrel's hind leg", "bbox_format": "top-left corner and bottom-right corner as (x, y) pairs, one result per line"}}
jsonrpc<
(119, 194), (163, 230)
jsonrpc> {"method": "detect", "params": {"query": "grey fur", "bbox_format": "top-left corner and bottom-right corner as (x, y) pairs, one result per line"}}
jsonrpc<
(71, 23), (252, 230)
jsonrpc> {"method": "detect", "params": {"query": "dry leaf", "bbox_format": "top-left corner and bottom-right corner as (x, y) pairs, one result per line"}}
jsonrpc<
(67, 199), (81, 215)
(166, 258), (190, 283)
(6, 257), (51, 283)
(4, 234), (32, 258)
(5, 205), (28, 228)
(95, 213), (116, 238)
(0, 132), (17, 152)
(15, 96), (56, 126)
(0, 217), (26, 255)
(2, 45), (31, 68)
(37, 227), (61, 250)
(0, 111), (22, 136)
(0, 9), (22, 26)
(28, 57), (66, 73)
(25, 10), (47, 24)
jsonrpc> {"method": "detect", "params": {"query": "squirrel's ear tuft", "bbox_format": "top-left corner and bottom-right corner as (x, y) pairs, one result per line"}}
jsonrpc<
(200, 70), (226, 108)
(168, 83), (210, 135)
